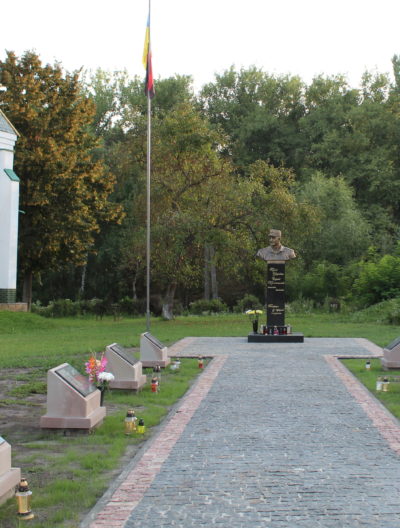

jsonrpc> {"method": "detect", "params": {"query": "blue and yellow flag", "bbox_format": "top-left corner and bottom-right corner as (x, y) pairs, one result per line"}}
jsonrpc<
(143, 13), (155, 98)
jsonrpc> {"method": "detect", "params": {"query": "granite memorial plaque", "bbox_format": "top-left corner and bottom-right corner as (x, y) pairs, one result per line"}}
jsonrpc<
(108, 343), (138, 365)
(105, 343), (147, 390)
(55, 364), (97, 397)
(40, 362), (106, 430)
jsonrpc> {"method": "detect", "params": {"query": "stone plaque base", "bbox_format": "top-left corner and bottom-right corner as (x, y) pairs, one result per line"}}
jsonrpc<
(0, 466), (20, 505)
(248, 332), (304, 343)
(40, 406), (106, 430)
(141, 359), (170, 368)
(0, 440), (21, 506)
(109, 377), (146, 390)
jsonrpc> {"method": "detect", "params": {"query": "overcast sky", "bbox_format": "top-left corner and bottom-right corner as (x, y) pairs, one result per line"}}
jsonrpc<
(2, 0), (400, 91)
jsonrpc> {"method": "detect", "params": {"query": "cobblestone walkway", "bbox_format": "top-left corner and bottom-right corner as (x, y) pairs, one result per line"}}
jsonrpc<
(82, 337), (400, 528)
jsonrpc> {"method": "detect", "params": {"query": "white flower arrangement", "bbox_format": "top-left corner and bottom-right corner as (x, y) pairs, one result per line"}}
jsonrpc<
(97, 372), (115, 386)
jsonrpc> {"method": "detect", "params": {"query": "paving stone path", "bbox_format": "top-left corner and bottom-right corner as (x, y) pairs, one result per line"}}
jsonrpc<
(82, 337), (400, 528)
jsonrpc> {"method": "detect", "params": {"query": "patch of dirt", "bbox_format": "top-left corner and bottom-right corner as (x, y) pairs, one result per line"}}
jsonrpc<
(0, 366), (143, 527)
(0, 368), (46, 442)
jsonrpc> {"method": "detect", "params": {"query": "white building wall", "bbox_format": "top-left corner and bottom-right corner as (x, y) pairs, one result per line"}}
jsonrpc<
(0, 127), (19, 292)
(0, 177), (19, 289)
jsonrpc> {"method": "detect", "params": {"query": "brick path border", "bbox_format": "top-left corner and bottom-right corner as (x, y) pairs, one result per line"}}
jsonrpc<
(325, 338), (400, 455)
(86, 350), (228, 527)
(83, 337), (400, 527)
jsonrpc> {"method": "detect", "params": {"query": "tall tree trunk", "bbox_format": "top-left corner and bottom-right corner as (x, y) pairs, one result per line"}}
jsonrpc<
(132, 275), (138, 301)
(204, 245), (211, 300)
(162, 281), (177, 320)
(209, 245), (218, 299)
(22, 271), (33, 310)
(79, 264), (87, 298)
(132, 264), (139, 301)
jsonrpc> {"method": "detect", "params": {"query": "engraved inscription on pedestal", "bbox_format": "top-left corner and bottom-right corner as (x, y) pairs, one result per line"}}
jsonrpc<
(266, 263), (285, 327)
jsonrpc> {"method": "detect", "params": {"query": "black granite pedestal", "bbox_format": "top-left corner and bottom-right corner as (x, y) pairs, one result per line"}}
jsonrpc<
(247, 260), (304, 343)
(247, 332), (304, 343)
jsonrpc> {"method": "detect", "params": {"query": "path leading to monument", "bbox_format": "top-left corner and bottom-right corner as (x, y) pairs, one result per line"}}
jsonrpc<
(82, 337), (400, 528)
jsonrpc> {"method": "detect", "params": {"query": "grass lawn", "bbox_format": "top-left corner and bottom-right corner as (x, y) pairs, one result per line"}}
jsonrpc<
(0, 311), (399, 526)
(342, 357), (400, 420)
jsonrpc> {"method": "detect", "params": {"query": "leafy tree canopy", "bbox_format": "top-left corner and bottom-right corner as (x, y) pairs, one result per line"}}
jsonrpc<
(0, 51), (123, 301)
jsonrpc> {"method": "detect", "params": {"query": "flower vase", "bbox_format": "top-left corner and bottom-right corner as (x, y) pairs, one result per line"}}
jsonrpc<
(98, 386), (106, 406)
(252, 320), (258, 334)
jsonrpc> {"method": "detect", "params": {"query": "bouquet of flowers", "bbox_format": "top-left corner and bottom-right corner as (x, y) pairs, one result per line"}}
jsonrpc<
(245, 309), (264, 333)
(85, 353), (108, 384)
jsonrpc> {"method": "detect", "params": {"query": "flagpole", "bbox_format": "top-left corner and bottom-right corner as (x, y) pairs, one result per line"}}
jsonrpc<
(146, 0), (152, 332)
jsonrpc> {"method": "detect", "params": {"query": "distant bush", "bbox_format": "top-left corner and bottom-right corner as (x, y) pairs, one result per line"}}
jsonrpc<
(32, 298), (109, 318)
(233, 294), (263, 313)
(189, 298), (229, 315)
(32, 299), (81, 318)
(352, 255), (400, 306)
(118, 297), (146, 316)
(349, 297), (400, 325)
(286, 298), (315, 314)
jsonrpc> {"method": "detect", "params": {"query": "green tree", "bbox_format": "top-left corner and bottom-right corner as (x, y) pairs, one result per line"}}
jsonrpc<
(0, 51), (123, 304)
(300, 73), (400, 248)
(295, 172), (371, 268)
(199, 66), (306, 173)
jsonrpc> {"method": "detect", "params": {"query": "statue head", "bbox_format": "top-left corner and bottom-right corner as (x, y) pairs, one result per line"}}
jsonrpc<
(268, 229), (281, 249)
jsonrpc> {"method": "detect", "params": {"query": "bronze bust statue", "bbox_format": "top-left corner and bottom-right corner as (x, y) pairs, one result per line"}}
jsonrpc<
(256, 229), (296, 262)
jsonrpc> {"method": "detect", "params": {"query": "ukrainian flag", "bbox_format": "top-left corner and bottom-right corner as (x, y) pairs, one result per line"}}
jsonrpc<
(143, 13), (155, 98)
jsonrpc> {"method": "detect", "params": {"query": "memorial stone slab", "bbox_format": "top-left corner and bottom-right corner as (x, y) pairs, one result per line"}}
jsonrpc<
(0, 437), (21, 505)
(40, 363), (106, 430)
(140, 332), (170, 368)
(105, 343), (147, 390)
(381, 336), (400, 369)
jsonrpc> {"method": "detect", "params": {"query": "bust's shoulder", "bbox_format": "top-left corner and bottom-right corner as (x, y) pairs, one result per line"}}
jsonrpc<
(281, 246), (296, 259)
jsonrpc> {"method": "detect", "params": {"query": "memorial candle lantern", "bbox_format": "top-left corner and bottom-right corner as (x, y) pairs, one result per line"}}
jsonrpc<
(382, 377), (390, 392)
(170, 359), (181, 371)
(365, 360), (371, 370)
(198, 356), (204, 369)
(151, 376), (159, 393)
(137, 418), (146, 434)
(124, 409), (137, 435)
(376, 377), (383, 391)
(16, 478), (34, 520)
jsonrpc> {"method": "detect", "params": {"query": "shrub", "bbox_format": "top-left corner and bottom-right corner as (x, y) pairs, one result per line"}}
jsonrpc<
(350, 297), (400, 325)
(189, 298), (228, 315)
(31, 299), (80, 317)
(352, 255), (400, 307)
(233, 294), (263, 313)
(118, 297), (146, 316)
